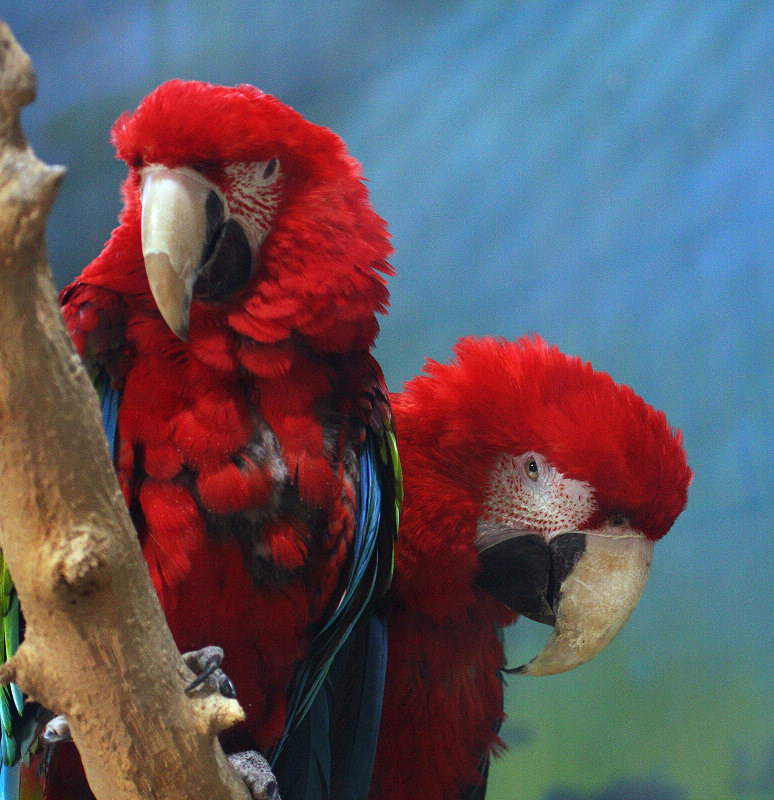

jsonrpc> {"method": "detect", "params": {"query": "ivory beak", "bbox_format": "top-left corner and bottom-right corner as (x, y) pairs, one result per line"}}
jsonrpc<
(140, 166), (224, 340)
(475, 523), (654, 676)
(515, 529), (654, 675)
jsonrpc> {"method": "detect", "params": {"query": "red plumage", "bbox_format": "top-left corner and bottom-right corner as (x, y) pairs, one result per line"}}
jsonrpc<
(56, 80), (395, 783)
(371, 335), (691, 800)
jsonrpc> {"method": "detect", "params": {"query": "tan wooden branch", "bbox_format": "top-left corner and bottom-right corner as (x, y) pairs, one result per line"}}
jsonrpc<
(0, 20), (250, 800)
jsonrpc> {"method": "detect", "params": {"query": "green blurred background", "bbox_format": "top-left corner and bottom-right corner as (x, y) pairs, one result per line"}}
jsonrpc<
(4, 3), (772, 798)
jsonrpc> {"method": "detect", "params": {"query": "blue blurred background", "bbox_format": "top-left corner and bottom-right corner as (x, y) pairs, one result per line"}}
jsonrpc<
(5, 3), (772, 798)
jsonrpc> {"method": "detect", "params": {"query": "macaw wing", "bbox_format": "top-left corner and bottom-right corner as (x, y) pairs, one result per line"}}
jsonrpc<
(94, 369), (119, 461)
(459, 624), (506, 800)
(271, 420), (401, 800)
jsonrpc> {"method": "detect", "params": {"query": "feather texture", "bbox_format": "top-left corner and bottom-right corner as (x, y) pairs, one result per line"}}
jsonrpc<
(271, 427), (394, 799)
(371, 335), (690, 800)
(272, 430), (389, 762)
(38, 80), (400, 800)
(0, 557), (22, 769)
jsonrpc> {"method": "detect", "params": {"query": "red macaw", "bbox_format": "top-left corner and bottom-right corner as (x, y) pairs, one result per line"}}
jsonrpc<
(370, 335), (691, 800)
(2, 80), (400, 800)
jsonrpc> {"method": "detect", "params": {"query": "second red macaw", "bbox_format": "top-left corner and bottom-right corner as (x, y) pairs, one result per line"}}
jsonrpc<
(371, 335), (691, 800)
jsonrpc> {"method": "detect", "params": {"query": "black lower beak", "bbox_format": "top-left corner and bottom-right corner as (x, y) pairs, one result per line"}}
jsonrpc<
(474, 524), (654, 675)
(474, 532), (586, 623)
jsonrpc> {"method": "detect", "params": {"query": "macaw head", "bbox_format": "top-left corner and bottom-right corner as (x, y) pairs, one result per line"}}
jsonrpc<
(393, 335), (692, 675)
(94, 80), (392, 351)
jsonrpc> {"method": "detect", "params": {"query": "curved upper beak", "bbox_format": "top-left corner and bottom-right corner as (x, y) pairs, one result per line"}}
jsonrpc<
(475, 523), (654, 676)
(140, 166), (226, 340)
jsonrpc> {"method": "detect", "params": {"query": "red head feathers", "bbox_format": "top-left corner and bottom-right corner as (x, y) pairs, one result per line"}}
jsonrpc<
(394, 335), (691, 542)
(375, 338), (692, 800)
(75, 79), (392, 354)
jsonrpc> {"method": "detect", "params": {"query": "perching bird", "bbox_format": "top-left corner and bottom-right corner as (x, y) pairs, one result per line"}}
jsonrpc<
(2, 80), (400, 800)
(369, 335), (691, 800)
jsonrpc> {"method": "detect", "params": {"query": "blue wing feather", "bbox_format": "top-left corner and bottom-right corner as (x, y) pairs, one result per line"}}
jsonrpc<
(271, 427), (398, 800)
(95, 369), (119, 460)
(329, 613), (387, 800)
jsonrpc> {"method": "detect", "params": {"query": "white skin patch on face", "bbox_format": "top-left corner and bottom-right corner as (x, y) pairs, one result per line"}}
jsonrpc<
(481, 452), (597, 537)
(222, 159), (284, 254)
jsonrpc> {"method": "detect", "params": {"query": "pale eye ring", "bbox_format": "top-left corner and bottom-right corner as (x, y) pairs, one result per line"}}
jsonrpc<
(525, 456), (539, 481)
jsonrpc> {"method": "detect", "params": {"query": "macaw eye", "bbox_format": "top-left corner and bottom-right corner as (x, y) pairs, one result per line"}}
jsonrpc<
(263, 157), (279, 180)
(525, 457), (539, 481)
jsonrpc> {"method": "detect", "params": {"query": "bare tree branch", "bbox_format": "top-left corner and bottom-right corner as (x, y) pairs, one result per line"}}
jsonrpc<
(0, 19), (250, 800)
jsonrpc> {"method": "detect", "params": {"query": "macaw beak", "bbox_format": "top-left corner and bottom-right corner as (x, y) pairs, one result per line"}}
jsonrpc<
(140, 165), (227, 341)
(475, 523), (654, 676)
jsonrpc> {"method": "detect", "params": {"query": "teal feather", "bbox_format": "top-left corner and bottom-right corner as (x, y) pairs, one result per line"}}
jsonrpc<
(0, 555), (21, 771)
(3, 597), (21, 716)
(271, 431), (385, 763)
(0, 698), (15, 766)
(271, 421), (400, 800)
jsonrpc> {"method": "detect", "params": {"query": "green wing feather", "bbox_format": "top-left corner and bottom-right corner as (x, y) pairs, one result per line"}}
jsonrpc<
(0, 553), (23, 768)
(376, 420), (401, 596)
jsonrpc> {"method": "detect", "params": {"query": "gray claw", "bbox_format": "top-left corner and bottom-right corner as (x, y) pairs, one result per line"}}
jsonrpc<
(229, 750), (280, 800)
(183, 645), (237, 698)
(43, 714), (72, 744)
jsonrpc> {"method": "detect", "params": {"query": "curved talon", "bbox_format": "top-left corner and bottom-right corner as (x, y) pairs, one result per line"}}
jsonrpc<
(183, 645), (236, 697)
(217, 673), (237, 699)
(184, 658), (220, 693)
(183, 645), (223, 692)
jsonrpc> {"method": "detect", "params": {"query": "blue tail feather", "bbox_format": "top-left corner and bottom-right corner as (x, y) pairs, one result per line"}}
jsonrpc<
(270, 429), (393, 800)
(271, 432), (386, 763)
(272, 681), (332, 800)
(329, 613), (387, 800)
(0, 762), (20, 800)
(274, 613), (388, 800)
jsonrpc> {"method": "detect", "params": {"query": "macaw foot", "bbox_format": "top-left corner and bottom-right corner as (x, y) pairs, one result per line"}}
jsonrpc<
(41, 716), (280, 800)
(41, 679), (279, 799)
(229, 751), (280, 800)
(183, 645), (237, 698)
(184, 650), (280, 799)
(42, 714), (72, 744)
